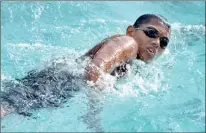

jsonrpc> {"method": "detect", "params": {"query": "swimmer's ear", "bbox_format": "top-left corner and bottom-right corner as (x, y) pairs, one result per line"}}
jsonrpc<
(126, 25), (135, 37)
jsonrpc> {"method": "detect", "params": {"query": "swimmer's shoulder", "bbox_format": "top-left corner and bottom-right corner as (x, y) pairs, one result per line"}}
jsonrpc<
(82, 34), (124, 58)
(79, 34), (136, 61)
(107, 34), (137, 48)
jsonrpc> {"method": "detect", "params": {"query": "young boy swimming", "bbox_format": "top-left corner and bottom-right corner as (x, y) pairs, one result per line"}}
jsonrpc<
(1, 14), (171, 117)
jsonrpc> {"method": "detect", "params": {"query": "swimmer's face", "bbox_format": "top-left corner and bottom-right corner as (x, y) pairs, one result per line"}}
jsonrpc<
(126, 19), (170, 62)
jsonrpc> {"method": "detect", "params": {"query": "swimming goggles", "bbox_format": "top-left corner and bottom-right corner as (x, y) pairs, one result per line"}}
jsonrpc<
(135, 27), (169, 49)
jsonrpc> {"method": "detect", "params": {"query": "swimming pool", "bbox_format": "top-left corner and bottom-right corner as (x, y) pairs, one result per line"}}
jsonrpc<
(1, 1), (205, 132)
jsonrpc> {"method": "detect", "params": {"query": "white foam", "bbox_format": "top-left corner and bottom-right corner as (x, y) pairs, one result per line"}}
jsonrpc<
(91, 60), (166, 98)
(8, 43), (78, 55)
(33, 5), (44, 20)
(79, 18), (129, 24)
(1, 74), (7, 80)
(163, 48), (170, 55)
(171, 23), (205, 33)
(1, 74), (14, 81)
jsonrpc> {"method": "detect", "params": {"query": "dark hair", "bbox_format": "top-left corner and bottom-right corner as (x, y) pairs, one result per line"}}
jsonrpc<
(133, 14), (171, 30)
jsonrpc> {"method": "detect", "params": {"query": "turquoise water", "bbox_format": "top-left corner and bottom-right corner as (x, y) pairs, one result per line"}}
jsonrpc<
(1, 1), (205, 132)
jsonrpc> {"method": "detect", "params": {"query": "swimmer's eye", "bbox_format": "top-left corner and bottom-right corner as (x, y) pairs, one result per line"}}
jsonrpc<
(135, 27), (169, 49)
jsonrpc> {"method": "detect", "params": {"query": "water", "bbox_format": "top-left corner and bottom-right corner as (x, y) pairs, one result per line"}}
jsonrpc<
(1, 1), (205, 132)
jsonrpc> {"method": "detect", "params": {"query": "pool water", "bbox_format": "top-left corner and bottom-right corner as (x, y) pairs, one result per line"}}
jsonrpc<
(1, 1), (205, 132)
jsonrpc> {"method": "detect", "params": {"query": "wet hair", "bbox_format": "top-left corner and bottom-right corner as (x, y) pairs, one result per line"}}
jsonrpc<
(133, 14), (171, 30)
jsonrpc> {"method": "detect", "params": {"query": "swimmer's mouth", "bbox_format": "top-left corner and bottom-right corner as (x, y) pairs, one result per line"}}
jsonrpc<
(147, 47), (155, 56)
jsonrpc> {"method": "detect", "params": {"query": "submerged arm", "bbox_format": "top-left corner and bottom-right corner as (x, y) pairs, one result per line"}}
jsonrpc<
(1, 102), (15, 117)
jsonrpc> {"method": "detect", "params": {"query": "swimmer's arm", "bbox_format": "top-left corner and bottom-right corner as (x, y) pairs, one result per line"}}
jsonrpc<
(85, 36), (138, 83)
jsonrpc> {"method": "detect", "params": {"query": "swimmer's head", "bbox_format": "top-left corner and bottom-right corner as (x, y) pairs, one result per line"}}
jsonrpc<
(126, 14), (171, 62)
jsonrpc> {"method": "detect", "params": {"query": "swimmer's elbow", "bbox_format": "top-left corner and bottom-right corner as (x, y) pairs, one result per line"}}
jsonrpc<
(84, 64), (100, 83)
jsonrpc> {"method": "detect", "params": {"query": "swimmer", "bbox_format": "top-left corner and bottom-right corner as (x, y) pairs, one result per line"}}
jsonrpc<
(1, 14), (171, 117)
(84, 14), (171, 83)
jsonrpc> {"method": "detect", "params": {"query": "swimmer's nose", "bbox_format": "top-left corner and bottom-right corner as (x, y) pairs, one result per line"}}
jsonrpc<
(151, 38), (160, 49)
